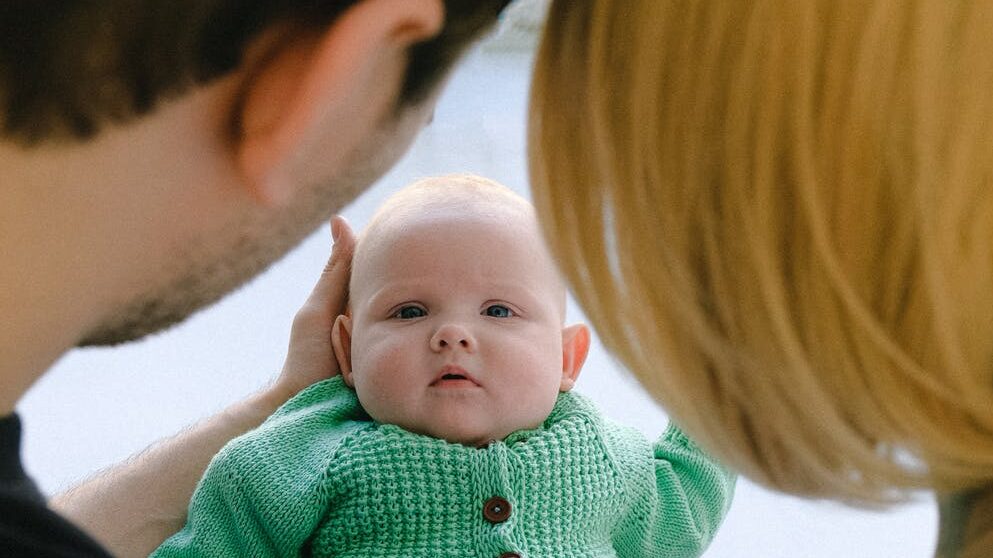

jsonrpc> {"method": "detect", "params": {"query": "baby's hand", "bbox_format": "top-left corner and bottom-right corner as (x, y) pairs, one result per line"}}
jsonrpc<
(272, 216), (356, 399)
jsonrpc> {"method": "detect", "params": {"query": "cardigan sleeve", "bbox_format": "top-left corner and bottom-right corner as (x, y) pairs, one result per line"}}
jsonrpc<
(611, 422), (736, 558)
(151, 377), (369, 558)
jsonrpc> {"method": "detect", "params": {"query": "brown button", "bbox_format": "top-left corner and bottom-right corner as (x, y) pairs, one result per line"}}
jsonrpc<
(483, 496), (512, 523)
(499, 553), (521, 558)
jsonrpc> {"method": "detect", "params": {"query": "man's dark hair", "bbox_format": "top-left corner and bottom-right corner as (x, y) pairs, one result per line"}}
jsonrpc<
(0, 0), (510, 145)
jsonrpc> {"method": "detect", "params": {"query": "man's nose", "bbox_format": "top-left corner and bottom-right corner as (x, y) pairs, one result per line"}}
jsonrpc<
(430, 323), (475, 352)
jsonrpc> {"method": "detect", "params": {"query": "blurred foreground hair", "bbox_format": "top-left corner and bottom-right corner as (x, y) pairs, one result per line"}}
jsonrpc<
(531, 0), (993, 504)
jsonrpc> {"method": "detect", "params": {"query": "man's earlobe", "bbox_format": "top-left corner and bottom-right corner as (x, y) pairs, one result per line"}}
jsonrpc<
(560, 324), (591, 392)
(234, 0), (444, 206)
(331, 314), (355, 386)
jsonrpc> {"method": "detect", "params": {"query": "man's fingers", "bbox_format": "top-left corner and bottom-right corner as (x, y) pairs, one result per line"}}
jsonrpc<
(303, 216), (356, 315)
(327, 215), (356, 272)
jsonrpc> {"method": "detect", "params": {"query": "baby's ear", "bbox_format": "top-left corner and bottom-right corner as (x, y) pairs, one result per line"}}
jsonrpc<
(331, 314), (354, 386)
(559, 324), (591, 392)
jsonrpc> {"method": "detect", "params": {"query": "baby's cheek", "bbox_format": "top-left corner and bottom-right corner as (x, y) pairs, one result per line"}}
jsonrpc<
(354, 338), (405, 374)
(508, 367), (562, 421)
(350, 342), (406, 411)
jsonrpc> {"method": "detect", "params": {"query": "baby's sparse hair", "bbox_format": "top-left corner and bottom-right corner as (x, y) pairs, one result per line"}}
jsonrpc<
(366, 174), (534, 233)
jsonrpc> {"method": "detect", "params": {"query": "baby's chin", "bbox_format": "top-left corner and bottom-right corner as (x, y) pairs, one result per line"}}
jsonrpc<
(363, 400), (549, 448)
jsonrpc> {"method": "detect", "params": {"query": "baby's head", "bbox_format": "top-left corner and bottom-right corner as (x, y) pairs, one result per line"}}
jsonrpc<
(332, 174), (590, 446)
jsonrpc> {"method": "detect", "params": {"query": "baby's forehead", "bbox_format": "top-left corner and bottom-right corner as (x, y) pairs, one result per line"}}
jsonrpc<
(354, 199), (538, 273)
(349, 175), (567, 315)
(356, 176), (537, 259)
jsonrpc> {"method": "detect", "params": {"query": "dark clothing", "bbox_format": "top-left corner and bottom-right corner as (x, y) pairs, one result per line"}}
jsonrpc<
(0, 414), (113, 557)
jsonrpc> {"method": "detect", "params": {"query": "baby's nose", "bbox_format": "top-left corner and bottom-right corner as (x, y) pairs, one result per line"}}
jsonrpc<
(430, 323), (475, 352)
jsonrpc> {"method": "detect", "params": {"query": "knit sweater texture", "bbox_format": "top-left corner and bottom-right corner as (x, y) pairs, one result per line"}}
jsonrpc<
(153, 376), (735, 557)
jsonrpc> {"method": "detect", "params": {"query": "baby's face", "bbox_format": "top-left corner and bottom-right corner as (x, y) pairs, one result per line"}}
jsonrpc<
(339, 207), (582, 446)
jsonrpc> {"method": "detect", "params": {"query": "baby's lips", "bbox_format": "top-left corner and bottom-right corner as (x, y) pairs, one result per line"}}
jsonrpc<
(431, 364), (480, 386)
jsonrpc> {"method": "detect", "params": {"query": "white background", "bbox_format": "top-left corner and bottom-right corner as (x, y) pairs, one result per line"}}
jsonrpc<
(20, 44), (936, 557)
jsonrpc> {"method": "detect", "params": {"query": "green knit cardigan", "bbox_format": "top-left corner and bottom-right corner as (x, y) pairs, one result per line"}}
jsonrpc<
(152, 376), (735, 558)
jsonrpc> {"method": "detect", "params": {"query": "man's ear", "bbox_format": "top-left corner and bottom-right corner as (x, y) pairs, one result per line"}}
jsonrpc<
(235, 0), (444, 205)
(331, 314), (355, 386)
(559, 324), (591, 392)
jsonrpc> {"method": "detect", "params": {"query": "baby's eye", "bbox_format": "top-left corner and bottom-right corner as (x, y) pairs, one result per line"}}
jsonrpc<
(484, 304), (515, 318)
(393, 306), (426, 319)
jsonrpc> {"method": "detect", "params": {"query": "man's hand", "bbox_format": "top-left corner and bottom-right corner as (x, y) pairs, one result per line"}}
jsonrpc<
(52, 216), (358, 558)
(272, 216), (356, 401)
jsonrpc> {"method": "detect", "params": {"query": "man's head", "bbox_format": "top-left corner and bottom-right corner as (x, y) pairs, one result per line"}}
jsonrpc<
(0, 0), (507, 145)
(331, 174), (590, 446)
(0, 1), (509, 347)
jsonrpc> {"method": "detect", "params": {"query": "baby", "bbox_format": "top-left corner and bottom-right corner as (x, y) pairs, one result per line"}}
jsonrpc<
(153, 174), (735, 558)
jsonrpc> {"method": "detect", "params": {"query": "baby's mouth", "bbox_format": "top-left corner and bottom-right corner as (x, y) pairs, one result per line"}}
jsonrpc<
(430, 365), (480, 388)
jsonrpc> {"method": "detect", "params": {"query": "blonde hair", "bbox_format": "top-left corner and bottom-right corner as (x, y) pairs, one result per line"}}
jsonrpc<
(530, 1), (993, 504)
